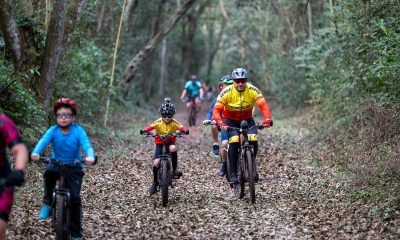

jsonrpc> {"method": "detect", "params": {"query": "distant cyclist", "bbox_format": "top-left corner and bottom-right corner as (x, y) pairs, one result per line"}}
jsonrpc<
(180, 74), (204, 113)
(202, 74), (233, 177)
(0, 113), (28, 240)
(212, 68), (273, 183)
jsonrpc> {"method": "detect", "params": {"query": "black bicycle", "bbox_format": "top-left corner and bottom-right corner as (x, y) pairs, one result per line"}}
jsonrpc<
(38, 157), (96, 240)
(140, 130), (188, 207)
(225, 120), (266, 203)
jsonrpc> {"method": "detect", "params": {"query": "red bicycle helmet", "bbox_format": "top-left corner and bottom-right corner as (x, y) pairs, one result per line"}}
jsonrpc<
(53, 97), (77, 115)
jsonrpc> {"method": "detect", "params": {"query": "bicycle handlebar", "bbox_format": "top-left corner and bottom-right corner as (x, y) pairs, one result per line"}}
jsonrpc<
(140, 130), (189, 138)
(37, 156), (98, 166)
(225, 124), (265, 132)
(203, 121), (266, 131)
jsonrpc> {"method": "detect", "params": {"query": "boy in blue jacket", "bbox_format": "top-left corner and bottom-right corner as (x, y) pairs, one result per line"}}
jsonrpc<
(31, 97), (95, 240)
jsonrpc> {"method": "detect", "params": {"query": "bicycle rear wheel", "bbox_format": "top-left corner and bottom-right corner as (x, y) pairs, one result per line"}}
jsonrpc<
(54, 195), (70, 240)
(160, 160), (169, 207)
(246, 150), (256, 203)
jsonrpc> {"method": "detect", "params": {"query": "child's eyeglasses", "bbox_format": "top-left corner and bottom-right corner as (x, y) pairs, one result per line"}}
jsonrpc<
(161, 114), (173, 118)
(234, 79), (247, 84)
(56, 113), (73, 119)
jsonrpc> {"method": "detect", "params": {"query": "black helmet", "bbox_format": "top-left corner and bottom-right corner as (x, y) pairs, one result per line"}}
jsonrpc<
(158, 98), (176, 118)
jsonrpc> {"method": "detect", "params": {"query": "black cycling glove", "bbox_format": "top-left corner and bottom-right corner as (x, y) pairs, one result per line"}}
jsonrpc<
(6, 170), (25, 187)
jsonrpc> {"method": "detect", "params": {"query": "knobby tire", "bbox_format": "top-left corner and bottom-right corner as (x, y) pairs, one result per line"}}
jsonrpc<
(161, 160), (169, 207)
(55, 195), (69, 240)
(246, 150), (256, 203)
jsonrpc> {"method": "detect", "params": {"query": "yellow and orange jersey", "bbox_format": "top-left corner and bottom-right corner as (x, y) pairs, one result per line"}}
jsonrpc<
(144, 118), (187, 144)
(212, 84), (271, 122)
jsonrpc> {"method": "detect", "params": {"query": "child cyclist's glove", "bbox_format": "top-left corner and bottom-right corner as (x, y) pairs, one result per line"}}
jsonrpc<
(262, 119), (273, 127)
(6, 170), (25, 187)
(140, 129), (149, 135)
(181, 129), (190, 135)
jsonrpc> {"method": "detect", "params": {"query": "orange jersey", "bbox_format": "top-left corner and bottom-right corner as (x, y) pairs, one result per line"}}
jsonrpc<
(145, 118), (186, 144)
(212, 84), (271, 122)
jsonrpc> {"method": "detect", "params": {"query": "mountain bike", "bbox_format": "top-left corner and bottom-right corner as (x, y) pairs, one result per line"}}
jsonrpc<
(202, 120), (230, 183)
(226, 120), (266, 204)
(140, 130), (188, 207)
(38, 157), (96, 240)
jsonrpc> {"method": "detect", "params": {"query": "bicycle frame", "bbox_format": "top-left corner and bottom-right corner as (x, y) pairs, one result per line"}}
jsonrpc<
(141, 131), (186, 207)
(226, 121), (264, 203)
(39, 158), (82, 240)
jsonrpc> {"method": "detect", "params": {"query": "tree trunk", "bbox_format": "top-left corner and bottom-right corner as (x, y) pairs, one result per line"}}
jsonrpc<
(124, 0), (139, 29)
(37, 0), (67, 110)
(307, 0), (313, 39)
(59, 0), (87, 62)
(121, 0), (197, 92)
(219, 0), (249, 68)
(96, 0), (107, 32)
(206, 9), (226, 81)
(159, 37), (167, 96)
(141, 0), (167, 99)
(45, 0), (51, 29)
(180, 1), (209, 83)
(0, 0), (22, 71)
(37, 0), (87, 111)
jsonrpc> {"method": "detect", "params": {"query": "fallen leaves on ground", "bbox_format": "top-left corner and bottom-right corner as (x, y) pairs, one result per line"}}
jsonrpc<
(7, 117), (400, 239)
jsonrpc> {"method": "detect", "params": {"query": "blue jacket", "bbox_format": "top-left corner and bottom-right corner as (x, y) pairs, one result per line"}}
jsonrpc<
(32, 123), (95, 163)
(205, 98), (217, 120)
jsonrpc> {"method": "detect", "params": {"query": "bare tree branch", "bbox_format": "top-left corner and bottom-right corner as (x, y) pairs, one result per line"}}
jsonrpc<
(121, 0), (197, 88)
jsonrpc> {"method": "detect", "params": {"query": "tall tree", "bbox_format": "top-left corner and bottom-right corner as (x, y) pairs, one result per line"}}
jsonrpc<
(0, 0), (23, 71)
(120, 0), (197, 94)
(37, 0), (88, 111)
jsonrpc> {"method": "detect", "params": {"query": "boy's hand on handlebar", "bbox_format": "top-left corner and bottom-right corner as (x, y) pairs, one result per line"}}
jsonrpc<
(85, 156), (96, 165)
(6, 170), (25, 186)
(30, 153), (40, 161)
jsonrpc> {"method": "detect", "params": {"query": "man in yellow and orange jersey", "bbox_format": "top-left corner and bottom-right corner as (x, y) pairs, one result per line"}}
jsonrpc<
(212, 68), (272, 183)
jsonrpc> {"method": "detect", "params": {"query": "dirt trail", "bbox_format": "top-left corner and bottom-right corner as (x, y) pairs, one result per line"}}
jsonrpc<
(7, 103), (400, 239)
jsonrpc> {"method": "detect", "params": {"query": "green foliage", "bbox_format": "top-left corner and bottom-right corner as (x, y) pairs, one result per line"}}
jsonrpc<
(56, 41), (110, 127)
(0, 66), (46, 146)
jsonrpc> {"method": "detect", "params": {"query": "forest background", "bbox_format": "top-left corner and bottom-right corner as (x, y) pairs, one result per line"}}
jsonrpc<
(1, 0), (399, 215)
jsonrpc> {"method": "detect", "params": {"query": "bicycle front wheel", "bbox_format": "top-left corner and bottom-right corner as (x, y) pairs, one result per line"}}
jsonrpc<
(245, 150), (256, 203)
(189, 105), (196, 126)
(55, 195), (70, 240)
(160, 160), (169, 207)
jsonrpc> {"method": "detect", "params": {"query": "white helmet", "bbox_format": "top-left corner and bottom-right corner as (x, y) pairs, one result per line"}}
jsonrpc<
(231, 68), (248, 79)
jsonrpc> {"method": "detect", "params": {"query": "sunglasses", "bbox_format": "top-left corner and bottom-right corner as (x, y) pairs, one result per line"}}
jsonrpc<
(56, 113), (73, 119)
(234, 79), (247, 84)
(161, 114), (173, 118)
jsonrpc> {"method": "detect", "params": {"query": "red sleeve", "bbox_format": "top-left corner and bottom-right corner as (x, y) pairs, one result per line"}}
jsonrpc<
(212, 101), (224, 123)
(144, 125), (155, 132)
(255, 98), (272, 120)
(0, 114), (22, 148)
